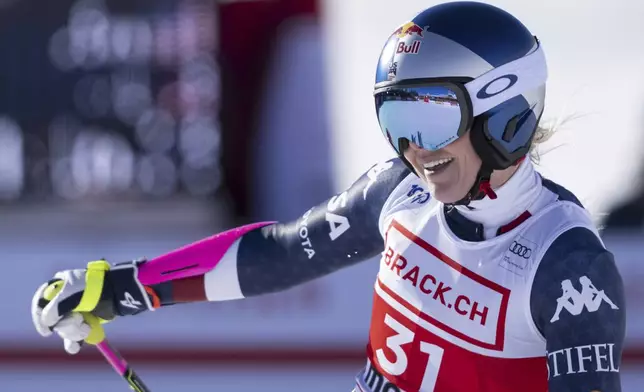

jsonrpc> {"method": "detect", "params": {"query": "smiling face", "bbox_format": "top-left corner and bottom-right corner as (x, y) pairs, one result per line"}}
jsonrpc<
(403, 131), (483, 203)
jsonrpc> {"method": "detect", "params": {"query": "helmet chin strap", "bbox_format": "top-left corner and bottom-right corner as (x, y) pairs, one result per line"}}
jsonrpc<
(446, 165), (497, 207)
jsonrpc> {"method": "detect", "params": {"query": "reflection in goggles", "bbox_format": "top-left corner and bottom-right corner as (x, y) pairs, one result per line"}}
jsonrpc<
(378, 88), (459, 105)
(376, 85), (464, 152)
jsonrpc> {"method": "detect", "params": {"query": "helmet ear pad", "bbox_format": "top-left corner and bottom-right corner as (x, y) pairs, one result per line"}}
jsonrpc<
(469, 92), (544, 171)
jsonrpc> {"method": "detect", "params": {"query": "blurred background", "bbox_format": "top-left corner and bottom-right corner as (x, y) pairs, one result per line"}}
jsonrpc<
(1, 0), (643, 390)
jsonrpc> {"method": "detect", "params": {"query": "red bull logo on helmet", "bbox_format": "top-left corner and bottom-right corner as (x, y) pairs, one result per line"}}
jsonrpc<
(392, 22), (425, 38)
(396, 40), (421, 54)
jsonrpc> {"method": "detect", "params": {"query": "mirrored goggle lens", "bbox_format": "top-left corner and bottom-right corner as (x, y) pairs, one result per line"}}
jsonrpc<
(375, 85), (466, 153)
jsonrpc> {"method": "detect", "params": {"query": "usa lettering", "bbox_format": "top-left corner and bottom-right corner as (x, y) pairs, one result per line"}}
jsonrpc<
(547, 343), (620, 379)
(299, 209), (315, 259)
(396, 41), (421, 54)
(326, 191), (351, 241)
(383, 246), (489, 326)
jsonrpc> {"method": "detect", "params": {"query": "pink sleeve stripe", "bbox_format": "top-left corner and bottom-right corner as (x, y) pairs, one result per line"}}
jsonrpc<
(137, 221), (275, 285)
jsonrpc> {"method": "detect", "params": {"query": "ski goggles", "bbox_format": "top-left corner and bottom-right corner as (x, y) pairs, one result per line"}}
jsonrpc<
(374, 42), (547, 153)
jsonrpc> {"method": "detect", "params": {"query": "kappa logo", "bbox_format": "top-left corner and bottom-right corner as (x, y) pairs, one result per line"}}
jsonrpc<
(508, 241), (531, 259)
(550, 276), (619, 323)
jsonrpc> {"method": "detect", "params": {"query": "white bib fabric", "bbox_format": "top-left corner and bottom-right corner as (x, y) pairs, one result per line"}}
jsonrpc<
(355, 170), (601, 392)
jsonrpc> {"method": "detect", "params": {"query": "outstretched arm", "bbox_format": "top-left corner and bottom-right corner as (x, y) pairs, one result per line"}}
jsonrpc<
(32, 159), (412, 352)
(137, 159), (411, 307)
(530, 227), (626, 391)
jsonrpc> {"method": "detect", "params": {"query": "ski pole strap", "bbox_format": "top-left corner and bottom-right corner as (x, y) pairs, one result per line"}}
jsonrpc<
(74, 260), (111, 313)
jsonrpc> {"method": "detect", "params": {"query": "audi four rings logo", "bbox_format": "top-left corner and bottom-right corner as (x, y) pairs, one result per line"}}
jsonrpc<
(476, 74), (519, 99)
(509, 241), (531, 258)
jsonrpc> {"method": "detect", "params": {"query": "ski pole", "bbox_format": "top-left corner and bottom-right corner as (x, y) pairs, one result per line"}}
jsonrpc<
(94, 337), (151, 392)
(43, 281), (151, 391)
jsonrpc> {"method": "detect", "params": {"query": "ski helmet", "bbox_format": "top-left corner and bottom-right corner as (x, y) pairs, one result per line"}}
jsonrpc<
(373, 1), (547, 204)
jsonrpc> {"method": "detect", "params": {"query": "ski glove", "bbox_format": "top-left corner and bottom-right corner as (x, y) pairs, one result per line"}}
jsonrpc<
(31, 260), (157, 354)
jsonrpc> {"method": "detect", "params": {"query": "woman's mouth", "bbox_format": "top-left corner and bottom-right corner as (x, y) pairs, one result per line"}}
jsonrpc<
(422, 157), (454, 175)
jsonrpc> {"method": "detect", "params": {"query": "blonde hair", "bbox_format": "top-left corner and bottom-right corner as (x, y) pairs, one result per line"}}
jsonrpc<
(528, 124), (556, 165)
(528, 112), (582, 165)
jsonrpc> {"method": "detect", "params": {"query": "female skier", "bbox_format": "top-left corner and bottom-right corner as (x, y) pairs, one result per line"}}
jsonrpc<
(32, 2), (625, 391)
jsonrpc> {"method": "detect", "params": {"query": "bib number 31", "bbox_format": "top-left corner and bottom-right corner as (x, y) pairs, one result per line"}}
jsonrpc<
(374, 313), (445, 391)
